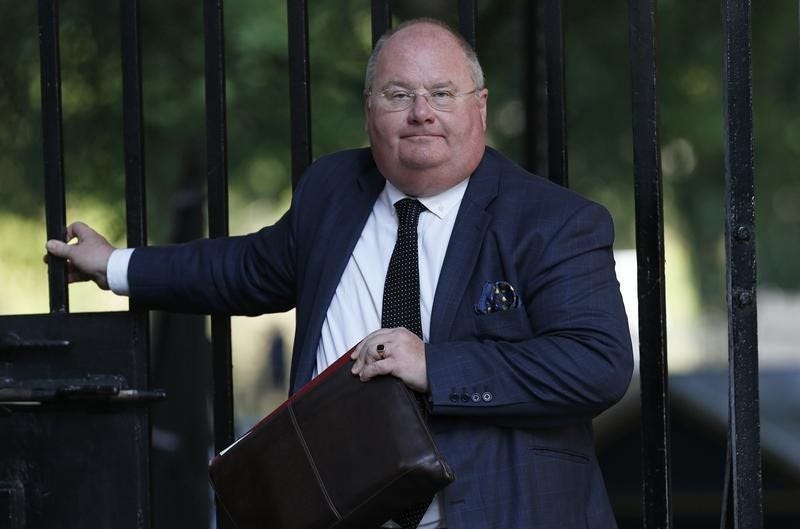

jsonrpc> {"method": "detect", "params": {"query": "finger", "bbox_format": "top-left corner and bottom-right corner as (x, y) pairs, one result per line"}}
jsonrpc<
(351, 330), (391, 373)
(66, 269), (91, 284)
(64, 223), (76, 241)
(68, 221), (93, 241)
(363, 341), (389, 366)
(64, 261), (88, 283)
(350, 341), (363, 360)
(359, 358), (393, 382)
(351, 340), (370, 374)
(352, 340), (389, 375)
(351, 354), (364, 375)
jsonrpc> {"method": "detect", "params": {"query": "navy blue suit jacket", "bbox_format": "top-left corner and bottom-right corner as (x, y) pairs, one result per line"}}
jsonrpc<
(130, 147), (633, 528)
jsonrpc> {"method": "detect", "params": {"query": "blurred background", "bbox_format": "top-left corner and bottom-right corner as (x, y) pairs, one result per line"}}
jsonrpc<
(1, 0), (798, 527)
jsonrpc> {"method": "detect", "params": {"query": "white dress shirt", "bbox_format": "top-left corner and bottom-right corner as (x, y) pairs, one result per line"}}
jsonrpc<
(106, 177), (469, 529)
(316, 178), (467, 528)
(314, 178), (467, 372)
(107, 248), (135, 294)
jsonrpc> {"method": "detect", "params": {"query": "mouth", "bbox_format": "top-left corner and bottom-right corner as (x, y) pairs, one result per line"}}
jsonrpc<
(400, 134), (443, 141)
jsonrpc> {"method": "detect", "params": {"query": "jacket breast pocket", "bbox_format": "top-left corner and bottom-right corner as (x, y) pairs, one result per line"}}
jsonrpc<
(472, 306), (532, 341)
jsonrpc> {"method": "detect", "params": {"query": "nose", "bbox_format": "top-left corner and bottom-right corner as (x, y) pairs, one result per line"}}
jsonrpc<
(407, 93), (435, 124)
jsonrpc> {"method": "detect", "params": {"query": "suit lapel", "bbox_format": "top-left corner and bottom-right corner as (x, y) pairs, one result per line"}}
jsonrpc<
(293, 161), (385, 388)
(429, 150), (499, 343)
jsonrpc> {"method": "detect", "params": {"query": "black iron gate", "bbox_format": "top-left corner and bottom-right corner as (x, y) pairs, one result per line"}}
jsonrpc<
(1, 1), (763, 528)
(1, 1), (159, 528)
(0, 313), (158, 529)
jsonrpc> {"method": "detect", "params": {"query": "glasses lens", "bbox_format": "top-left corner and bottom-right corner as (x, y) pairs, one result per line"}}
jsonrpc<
(381, 90), (414, 111)
(428, 91), (457, 110)
(375, 88), (471, 111)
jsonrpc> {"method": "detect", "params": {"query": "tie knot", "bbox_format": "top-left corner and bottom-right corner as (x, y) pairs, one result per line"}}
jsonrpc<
(394, 198), (425, 227)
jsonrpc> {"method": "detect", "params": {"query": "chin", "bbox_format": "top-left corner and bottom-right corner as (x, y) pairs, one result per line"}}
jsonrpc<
(398, 151), (448, 170)
(400, 160), (444, 172)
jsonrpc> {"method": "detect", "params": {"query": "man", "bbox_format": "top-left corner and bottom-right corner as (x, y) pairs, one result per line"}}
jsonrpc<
(47, 18), (633, 529)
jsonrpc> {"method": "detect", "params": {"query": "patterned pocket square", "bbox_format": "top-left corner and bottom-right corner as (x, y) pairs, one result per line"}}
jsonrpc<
(474, 280), (520, 315)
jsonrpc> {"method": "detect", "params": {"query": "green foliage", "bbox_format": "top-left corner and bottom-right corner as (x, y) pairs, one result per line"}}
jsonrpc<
(0, 2), (47, 219)
(0, 0), (797, 310)
(562, 0), (800, 298)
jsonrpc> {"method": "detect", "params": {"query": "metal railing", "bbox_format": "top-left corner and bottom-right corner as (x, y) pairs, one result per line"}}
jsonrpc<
(34, 1), (763, 528)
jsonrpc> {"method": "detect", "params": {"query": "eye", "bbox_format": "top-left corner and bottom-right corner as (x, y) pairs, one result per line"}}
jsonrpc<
(429, 89), (455, 102)
(387, 90), (413, 101)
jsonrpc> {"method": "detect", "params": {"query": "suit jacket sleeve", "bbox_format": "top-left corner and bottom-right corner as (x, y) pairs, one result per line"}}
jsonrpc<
(125, 171), (316, 316)
(425, 195), (633, 430)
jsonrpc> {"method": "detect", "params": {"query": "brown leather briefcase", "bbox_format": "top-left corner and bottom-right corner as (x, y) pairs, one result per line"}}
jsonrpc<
(209, 349), (454, 529)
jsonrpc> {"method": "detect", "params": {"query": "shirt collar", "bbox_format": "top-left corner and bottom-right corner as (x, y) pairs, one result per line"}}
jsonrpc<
(383, 177), (470, 220)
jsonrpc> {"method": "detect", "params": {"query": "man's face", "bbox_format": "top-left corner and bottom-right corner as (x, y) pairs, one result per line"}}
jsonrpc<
(365, 23), (488, 197)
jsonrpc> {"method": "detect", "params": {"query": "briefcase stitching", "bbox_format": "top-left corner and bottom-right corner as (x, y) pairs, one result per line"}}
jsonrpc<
(289, 402), (343, 521)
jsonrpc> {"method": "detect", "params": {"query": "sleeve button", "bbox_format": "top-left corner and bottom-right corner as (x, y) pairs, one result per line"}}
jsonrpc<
(482, 391), (493, 402)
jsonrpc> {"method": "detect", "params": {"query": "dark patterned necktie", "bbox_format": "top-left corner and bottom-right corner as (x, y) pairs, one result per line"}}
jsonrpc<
(382, 198), (425, 338)
(381, 198), (430, 529)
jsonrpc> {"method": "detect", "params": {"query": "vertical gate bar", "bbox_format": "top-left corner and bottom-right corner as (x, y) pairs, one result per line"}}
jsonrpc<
(120, 2), (153, 525)
(38, 0), (69, 313)
(457, 0), (476, 50)
(543, 0), (568, 187)
(523, 0), (547, 176)
(288, 0), (312, 188)
(720, 441), (735, 529)
(120, 0), (147, 251)
(721, 0), (762, 528)
(371, 0), (392, 46)
(203, 0), (235, 516)
(627, 0), (672, 528)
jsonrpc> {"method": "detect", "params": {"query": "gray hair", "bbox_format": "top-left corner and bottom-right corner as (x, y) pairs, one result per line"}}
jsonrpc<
(364, 18), (485, 91)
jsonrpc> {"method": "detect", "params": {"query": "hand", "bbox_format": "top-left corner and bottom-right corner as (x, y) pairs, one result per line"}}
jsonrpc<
(44, 222), (116, 290)
(350, 327), (429, 393)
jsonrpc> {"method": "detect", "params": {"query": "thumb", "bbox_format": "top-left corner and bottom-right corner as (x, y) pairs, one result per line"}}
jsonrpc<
(46, 239), (71, 258)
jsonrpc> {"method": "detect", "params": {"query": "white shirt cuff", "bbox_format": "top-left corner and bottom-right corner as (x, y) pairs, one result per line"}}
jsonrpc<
(107, 248), (134, 296)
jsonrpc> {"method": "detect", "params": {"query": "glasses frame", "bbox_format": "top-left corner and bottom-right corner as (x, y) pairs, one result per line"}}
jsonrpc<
(366, 86), (480, 112)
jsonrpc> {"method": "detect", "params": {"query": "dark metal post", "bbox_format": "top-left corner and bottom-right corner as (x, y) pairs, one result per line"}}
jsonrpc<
(120, 0), (147, 251)
(457, 0), (476, 50)
(203, 2), (234, 527)
(371, 0), (392, 46)
(627, 0), (672, 527)
(38, 0), (69, 313)
(120, 3), (154, 526)
(721, 0), (762, 527)
(543, 0), (568, 187)
(720, 442), (736, 529)
(288, 0), (312, 187)
(523, 1), (547, 177)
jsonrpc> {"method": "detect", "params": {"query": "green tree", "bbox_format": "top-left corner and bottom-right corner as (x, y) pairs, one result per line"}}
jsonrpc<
(1, 0), (797, 305)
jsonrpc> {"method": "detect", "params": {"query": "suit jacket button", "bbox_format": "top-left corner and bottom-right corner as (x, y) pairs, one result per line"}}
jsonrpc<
(461, 391), (470, 403)
(482, 391), (493, 402)
(449, 391), (459, 403)
(471, 393), (481, 403)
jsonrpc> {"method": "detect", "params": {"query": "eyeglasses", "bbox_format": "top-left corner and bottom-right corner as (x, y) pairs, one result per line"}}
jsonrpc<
(367, 87), (479, 112)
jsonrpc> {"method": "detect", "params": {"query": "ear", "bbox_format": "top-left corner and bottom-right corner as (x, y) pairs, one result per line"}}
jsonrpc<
(478, 88), (489, 130)
(364, 93), (371, 132)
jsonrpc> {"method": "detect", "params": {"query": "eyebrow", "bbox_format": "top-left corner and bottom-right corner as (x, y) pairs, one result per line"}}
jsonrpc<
(379, 79), (459, 91)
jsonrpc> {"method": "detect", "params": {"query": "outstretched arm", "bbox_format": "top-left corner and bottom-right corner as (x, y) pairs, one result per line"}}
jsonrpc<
(45, 222), (116, 289)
